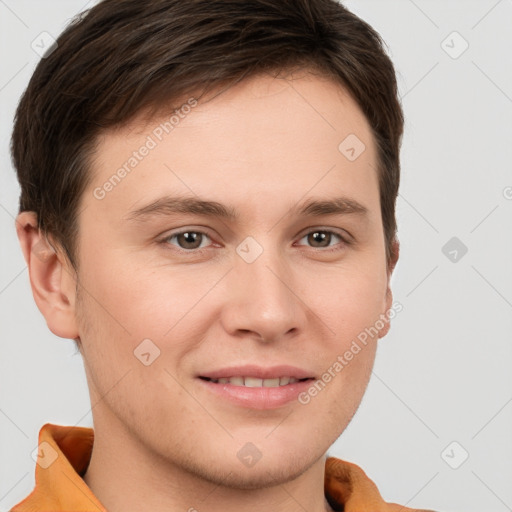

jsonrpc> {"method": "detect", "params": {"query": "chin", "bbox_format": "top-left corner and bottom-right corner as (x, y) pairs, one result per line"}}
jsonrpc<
(178, 443), (323, 491)
(203, 458), (315, 490)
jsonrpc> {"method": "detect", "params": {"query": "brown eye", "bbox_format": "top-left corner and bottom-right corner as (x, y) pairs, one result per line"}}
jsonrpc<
(307, 231), (331, 248)
(164, 231), (212, 251)
(297, 230), (347, 251)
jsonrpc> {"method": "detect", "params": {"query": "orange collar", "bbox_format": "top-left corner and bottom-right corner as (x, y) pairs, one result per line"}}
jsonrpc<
(11, 423), (425, 511)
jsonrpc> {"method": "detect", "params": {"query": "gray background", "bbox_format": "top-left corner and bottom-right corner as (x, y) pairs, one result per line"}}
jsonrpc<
(1, 1), (511, 511)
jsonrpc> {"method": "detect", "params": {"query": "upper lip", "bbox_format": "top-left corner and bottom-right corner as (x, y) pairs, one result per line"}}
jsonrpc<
(199, 365), (315, 380)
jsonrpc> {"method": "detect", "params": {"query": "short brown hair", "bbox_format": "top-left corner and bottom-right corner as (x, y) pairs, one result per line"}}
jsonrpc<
(11, 0), (403, 270)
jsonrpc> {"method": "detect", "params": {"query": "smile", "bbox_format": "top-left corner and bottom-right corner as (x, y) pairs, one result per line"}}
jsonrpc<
(200, 376), (311, 387)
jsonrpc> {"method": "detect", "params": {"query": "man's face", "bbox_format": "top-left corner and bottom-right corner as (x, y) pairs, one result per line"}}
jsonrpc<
(71, 71), (394, 487)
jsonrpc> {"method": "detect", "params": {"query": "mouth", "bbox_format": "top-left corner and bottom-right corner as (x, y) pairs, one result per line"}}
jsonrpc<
(198, 376), (313, 387)
(196, 365), (316, 409)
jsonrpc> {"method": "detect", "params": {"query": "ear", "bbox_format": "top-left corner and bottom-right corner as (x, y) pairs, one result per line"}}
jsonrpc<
(15, 212), (79, 340)
(378, 237), (400, 339)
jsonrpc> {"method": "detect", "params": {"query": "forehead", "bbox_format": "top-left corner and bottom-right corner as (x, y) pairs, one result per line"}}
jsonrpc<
(84, 72), (379, 224)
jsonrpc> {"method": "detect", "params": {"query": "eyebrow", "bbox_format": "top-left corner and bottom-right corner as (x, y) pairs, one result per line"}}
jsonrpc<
(125, 194), (368, 222)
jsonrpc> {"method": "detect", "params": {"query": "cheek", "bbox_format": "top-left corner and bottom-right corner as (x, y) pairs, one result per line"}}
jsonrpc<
(310, 263), (388, 339)
(78, 251), (188, 340)
(75, 254), (221, 396)
(303, 263), (385, 406)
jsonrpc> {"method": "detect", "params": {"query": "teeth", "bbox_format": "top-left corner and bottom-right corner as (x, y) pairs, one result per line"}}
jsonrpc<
(244, 377), (263, 387)
(207, 376), (303, 387)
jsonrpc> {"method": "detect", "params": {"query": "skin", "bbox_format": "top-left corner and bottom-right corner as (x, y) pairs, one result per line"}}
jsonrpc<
(16, 69), (399, 512)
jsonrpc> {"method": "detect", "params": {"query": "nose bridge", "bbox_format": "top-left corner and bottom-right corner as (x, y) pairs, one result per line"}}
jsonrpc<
(227, 233), (302, 340)
(235, 233), (291, 295)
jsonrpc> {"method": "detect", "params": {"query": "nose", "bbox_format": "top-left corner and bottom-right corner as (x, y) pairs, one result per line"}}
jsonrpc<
(220, 239), (307, 344)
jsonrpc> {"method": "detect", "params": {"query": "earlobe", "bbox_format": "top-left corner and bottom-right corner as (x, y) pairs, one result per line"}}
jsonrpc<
(15, 212), (80, 340)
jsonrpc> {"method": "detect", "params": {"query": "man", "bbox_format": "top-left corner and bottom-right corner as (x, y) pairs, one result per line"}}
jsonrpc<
(11, 0), (435, 510)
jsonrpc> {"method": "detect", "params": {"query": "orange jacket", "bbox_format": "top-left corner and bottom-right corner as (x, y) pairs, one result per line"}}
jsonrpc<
(11, 423), (434, 511)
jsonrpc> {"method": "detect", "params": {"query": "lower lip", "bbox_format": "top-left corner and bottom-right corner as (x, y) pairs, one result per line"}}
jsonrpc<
(197, 378), (314, 410)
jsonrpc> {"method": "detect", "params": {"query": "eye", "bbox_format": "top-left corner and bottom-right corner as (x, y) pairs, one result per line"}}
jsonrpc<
(160, 227), (350, 254)
(296, 229), (349, 253)
(162, 230), (213, 251)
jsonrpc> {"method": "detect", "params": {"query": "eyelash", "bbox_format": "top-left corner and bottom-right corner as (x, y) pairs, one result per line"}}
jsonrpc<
(159, 227), (351, 255)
